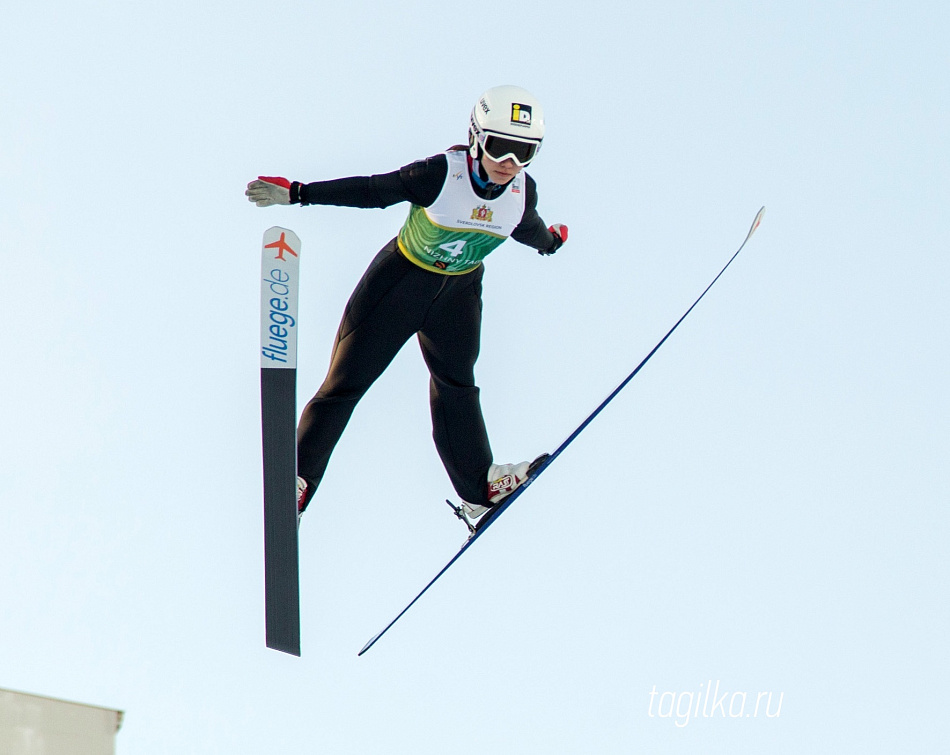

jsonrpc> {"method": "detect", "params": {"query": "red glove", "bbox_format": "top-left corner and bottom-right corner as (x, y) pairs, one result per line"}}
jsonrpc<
(246, 176), (292, 207)
(540, 223), (568, 255)
(549, 223), (568, 243)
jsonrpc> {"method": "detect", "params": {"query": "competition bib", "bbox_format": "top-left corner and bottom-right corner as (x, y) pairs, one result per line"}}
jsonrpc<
(397, 151), (526, 274)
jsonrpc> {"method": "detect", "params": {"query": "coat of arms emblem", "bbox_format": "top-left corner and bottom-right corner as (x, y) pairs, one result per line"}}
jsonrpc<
(471, 205), (493, 222)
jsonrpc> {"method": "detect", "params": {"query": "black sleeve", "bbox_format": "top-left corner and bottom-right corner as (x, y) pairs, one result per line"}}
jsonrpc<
(510, 174), (560, 252)
(294, 154), (448, 209)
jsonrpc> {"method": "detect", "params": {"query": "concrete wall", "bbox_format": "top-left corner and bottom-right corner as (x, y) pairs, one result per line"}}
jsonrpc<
(0, 688), (123, 755)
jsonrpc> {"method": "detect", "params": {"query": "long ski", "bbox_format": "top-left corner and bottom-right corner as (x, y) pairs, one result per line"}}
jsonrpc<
(358, 207), (766, 656)
(260, 226), (302, 656)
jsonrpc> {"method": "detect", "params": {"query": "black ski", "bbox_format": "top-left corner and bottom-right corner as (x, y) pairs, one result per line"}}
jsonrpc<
(358, 207), (766, 656)
(260, 226), (302, 656)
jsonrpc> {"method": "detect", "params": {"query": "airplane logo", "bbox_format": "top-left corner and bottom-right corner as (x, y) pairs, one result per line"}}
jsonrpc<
(265, 232), (298, 261)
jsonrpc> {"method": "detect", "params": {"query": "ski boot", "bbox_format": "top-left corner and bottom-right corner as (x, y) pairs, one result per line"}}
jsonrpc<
(296, 476), (308, 527)
(449, 454), (550, 535)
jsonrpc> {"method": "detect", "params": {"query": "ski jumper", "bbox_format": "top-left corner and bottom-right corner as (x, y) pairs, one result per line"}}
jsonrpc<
(292, 149), (560, 507)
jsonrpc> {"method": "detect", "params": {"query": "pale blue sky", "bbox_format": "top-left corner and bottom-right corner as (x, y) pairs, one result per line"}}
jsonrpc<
(2, 1), (947, 753)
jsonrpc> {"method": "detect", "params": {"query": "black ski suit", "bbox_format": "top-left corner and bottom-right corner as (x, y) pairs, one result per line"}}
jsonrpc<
(291, 149), (561, 508)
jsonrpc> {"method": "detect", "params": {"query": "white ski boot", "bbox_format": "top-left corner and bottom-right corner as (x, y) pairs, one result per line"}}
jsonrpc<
(459, 454), (550, 523)
(296, 476), (308, 527)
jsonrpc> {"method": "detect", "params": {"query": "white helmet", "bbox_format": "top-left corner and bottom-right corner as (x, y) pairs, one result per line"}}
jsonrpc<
(469, 85), (545, 167)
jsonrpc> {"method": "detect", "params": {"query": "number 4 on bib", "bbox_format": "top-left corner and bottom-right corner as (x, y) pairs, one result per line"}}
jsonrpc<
(438, 239), (467, 258)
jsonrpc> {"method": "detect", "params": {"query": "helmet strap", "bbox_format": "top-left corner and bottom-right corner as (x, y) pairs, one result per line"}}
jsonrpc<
(466, 151), (494, 189)
(468, 128), (477, 160)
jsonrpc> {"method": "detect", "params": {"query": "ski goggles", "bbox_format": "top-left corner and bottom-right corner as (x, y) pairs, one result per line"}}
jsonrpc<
(477, 132), (541, 167)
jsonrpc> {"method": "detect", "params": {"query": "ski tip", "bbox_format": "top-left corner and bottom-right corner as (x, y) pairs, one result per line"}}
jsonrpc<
(750, 206), (766, 236)
(262, 226), (302, 262)
(264, 225), (302, 243)
(737, 206), (766, 249)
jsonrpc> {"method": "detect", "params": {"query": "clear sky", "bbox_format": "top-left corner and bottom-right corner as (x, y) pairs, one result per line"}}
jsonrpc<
(2, 1), (947, 753)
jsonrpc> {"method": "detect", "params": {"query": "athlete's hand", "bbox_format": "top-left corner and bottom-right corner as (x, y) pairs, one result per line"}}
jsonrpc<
(246, 176), (291, 207)
(540, 223), (568, 255)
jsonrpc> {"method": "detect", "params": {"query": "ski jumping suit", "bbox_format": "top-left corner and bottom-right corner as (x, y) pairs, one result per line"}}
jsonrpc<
(291, 149), (561, 507)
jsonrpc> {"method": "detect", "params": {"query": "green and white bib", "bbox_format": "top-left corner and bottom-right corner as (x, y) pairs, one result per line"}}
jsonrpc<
(397, 150), (526, 274)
